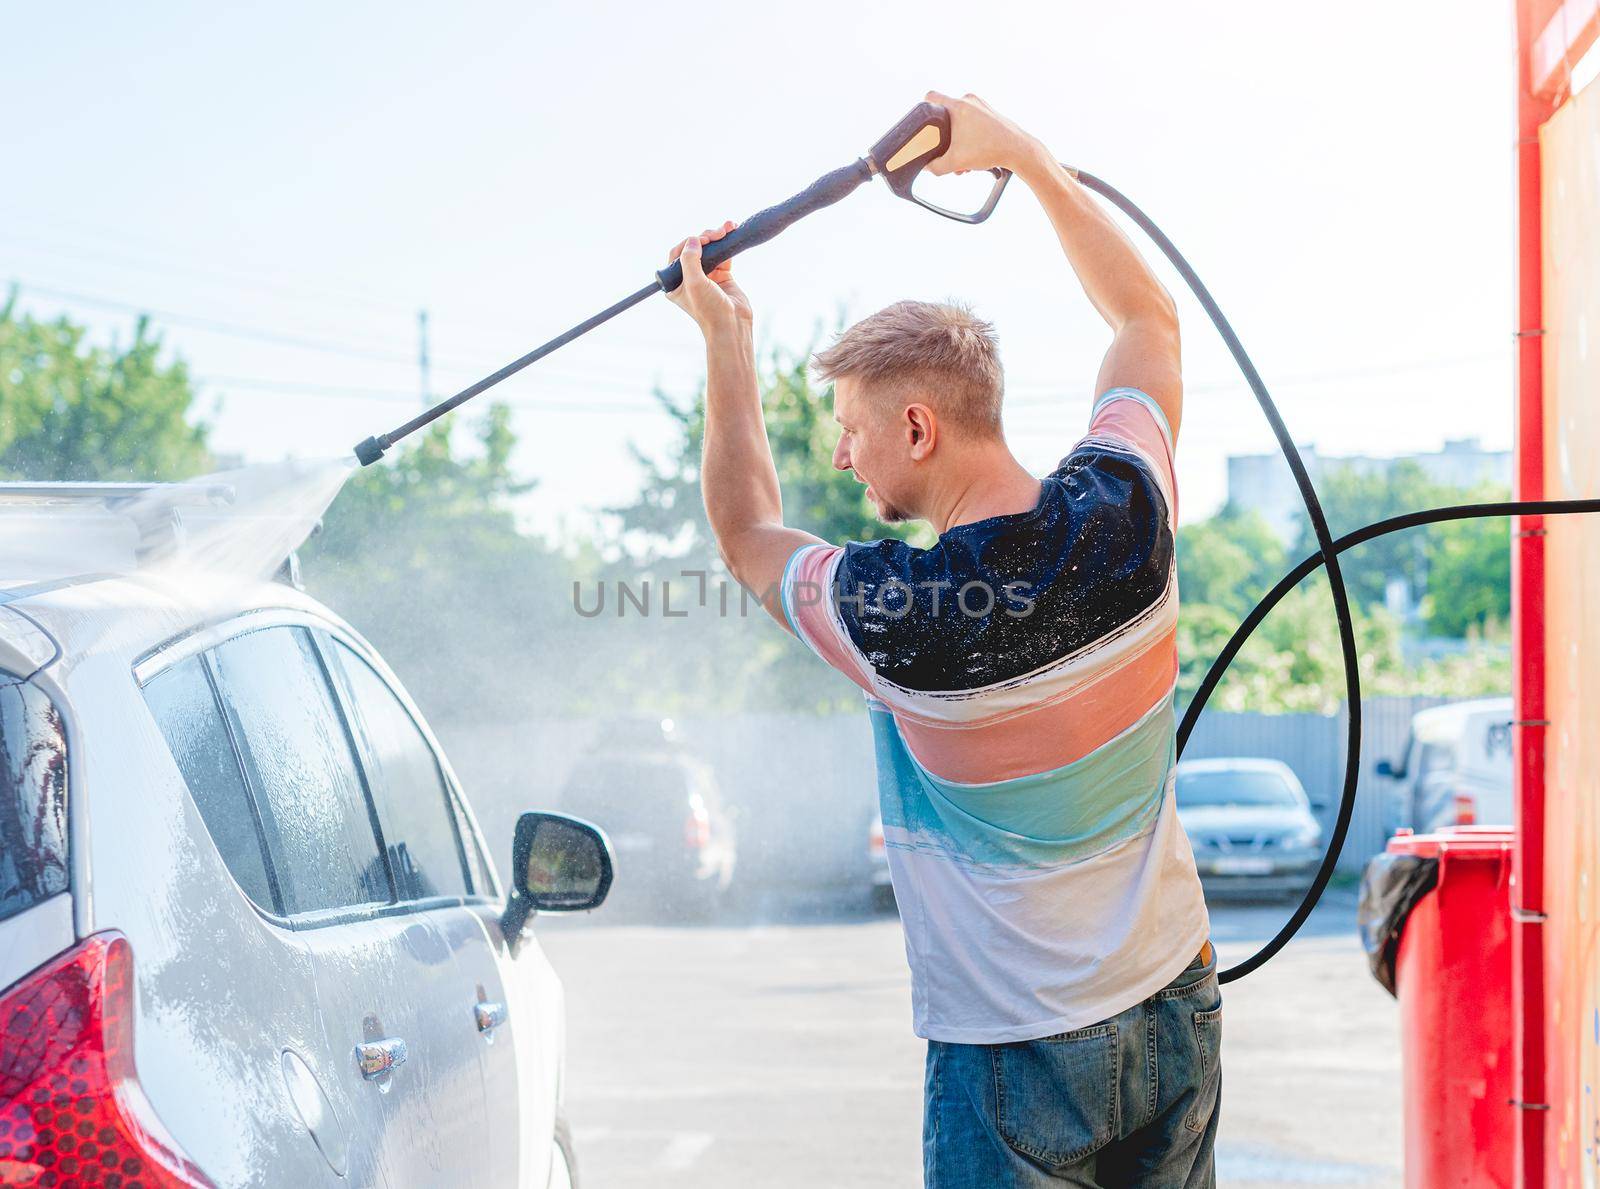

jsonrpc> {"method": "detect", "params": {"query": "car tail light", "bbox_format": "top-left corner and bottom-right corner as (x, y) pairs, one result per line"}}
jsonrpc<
(0, 932), (213, 1188)
(1453, 793), (1477, 826)
(684, 800), (711, 850)
(868, 820), (885, 858)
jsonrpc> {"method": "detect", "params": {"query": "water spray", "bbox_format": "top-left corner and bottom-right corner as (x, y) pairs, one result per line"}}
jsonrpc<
(351, 101), (1600, 983)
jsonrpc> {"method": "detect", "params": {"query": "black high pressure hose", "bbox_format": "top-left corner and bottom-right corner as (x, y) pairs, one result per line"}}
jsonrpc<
(1180, 497), (1600, 755)
(1074, 169), (1600, 984)
(1073, 170), (1364, 984)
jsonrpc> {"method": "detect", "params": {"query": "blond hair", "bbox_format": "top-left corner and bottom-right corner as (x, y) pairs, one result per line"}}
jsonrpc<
(811, 300), (1003, 434)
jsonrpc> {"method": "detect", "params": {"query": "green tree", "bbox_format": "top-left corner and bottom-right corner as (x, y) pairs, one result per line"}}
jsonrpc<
(1424, 514), (1511, 637)
(301, 406), (585, 722)
(1287, 460), (1514, 636)
(1179, 577), (1410, 715)
(0, 293), (210, 480)
(1290, 461), (1444, 611)
(1178, 571), (1505, 715)
(1176, 507), (1286, 619)
(1176, 496), (1513, 713)
(615, 349), (926, 560)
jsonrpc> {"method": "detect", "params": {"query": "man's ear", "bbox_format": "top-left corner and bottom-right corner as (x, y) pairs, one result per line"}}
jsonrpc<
(904, 403), (938, 461)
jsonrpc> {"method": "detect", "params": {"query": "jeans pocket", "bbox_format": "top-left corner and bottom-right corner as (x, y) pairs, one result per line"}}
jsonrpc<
(1185, 1005), (1223, 1134)
(991, 1023), (1119, 1167)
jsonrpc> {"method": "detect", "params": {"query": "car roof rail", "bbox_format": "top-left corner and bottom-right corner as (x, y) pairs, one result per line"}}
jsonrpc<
(0, 480), (318, 589)
(0, 479), (234, 560)
(0, 480), (234, 506)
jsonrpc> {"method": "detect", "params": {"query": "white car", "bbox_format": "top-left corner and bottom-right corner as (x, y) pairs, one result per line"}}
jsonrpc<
(1375, 697), (1513, 834)
(0, 481), (610, 1188)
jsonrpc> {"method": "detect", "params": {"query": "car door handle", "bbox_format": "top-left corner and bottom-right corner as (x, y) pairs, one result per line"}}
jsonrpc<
(355, 1037), (408, 1080)
(474, 1001), (508, 1034)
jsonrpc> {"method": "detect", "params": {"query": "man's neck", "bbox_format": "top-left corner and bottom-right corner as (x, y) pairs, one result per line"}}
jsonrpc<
(926, 447), (1043, 535)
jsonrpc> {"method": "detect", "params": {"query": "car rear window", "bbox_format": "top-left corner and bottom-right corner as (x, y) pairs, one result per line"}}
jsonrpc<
(209, 627), (390, 915)
(143, 655), (277, 911)
(0, 672), (69, 922)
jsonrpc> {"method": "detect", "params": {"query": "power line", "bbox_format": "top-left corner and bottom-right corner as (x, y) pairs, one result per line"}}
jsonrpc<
(9, 276), (1508, 416)
(13, 280), (419, 367)
(7, 277), (680, 398)
(0, 221), (694, 355)
(194, 373), (678, 415)
(2, 215), (1514, 396)
(0, 226), (420, 322)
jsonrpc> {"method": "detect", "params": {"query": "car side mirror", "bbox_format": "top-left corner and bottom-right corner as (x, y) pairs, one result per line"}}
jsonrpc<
(500, 812), (615, 941)
(1375, 759), (1397, 779)
(1310, 798), (1330, 813)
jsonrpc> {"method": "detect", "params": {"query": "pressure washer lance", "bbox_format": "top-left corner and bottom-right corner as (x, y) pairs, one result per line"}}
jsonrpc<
(351, 102), (1009, 467)
(351, 100), (1600, 985)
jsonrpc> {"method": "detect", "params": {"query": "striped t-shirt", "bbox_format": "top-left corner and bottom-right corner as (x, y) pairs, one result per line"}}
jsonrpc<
(781, 388), (1209, 1043)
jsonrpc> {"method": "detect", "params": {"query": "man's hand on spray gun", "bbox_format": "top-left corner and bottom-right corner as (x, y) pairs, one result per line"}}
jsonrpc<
(666, 221), (754, 339)
(921, 90), (1050, 180)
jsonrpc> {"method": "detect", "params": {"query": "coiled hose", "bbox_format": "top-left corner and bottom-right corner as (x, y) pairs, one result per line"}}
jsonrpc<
(1074, 169), (1600, 984)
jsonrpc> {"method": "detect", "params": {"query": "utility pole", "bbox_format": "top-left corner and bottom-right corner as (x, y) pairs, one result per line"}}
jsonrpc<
(417, 309), (432, 407)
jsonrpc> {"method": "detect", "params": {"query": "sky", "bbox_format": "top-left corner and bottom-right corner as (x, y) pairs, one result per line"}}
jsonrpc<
(5, 1), (1517, 541)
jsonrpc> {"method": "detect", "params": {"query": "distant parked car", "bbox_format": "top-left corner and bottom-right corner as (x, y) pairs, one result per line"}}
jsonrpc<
(1376, 697), (1513, 834)
(558, 750), (736, 920)
(1175, 758), (1326, 898)
(0, 480), (608, 1188)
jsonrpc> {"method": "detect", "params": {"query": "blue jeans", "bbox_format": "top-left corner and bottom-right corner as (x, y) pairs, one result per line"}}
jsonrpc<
(923, 946), (1222, 1188)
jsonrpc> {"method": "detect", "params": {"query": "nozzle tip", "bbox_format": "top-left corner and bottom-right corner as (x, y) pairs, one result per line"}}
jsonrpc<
(353, 436), (386, 467)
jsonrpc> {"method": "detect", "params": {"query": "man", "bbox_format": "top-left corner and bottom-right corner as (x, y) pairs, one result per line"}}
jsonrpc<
(666, 91), (1217, 1188)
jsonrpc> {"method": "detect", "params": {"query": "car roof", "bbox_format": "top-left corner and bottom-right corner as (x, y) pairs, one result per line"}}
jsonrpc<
(0, 480), (240, 590)
(0, 471), (346, 674)
(1411, 697), (1513, 741)
(5, 570), (348, 676)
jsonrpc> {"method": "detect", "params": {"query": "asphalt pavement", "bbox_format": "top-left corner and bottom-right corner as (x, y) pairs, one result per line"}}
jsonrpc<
(537, 887), (1401, 1188)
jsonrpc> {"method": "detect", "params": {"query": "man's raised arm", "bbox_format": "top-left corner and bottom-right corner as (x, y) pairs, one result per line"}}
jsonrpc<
(925, 92), (1183, 443)
(665, 224), (824, 629)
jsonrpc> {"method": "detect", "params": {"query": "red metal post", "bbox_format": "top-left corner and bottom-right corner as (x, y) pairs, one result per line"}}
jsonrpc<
(1512, 1), (1555, 1183)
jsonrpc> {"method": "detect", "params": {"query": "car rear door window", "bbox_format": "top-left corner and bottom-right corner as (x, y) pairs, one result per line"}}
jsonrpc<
(450, 794), (497, 897)
(323, 638), (470, 901)
(0, 673), (68, 921)
(142, 655), (277, 911)
(210, 627), (390, 915)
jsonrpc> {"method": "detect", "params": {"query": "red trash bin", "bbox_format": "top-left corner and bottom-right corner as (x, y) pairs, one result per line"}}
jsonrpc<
(1387, 826), (1515, 1188)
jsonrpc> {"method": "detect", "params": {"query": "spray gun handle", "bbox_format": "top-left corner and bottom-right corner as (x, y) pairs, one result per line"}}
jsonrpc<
(871, 101), (1011, 224)
(867, 101), (953, 192)
(653, 101), (1008, 295)
(654, 101), (966, 294)
(655, 159), (873, 293)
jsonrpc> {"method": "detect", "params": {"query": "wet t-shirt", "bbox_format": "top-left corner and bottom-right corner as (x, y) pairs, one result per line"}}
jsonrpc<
(781, 388), (1209, 1043)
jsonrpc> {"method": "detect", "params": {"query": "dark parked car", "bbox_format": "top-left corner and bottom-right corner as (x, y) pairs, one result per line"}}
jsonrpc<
(558, 751), (736, 920)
